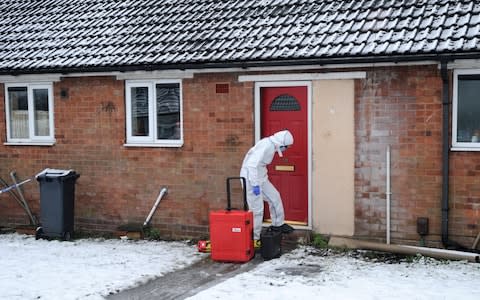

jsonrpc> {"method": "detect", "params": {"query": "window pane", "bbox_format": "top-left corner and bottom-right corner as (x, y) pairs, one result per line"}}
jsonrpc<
(156, 83), (180, 140)
(8, 87), (28, 138)
(33, 88), (50, 136)
(457, 76), (480, 142)
(270, 94), (301, 111)
(131, 86), (149, 136)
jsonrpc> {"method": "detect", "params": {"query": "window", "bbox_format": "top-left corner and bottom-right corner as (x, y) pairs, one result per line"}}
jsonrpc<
(453, 70), (480, 150)
(270, 94), (301, 111)
(4, 83), (54, 144)
(125, 80), (183, 146)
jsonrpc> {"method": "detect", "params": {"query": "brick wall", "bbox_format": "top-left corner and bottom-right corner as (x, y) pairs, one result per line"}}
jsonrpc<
(450, 153), (480, 245)
(0, 74), (254, 238)
(1, 66), (478, 244)
(355, 65), (479, 247)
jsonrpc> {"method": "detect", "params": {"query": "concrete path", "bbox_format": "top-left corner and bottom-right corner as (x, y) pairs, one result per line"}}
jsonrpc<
(106, 253), (264, 300)
(106, 232), (304, 300)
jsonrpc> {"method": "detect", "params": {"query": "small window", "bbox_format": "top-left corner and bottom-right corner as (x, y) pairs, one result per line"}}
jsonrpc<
(453, 70), (480, 150)
(4, 83), (54, 144)
(270, 94), (301, 111)
(125, 80), (183, 146)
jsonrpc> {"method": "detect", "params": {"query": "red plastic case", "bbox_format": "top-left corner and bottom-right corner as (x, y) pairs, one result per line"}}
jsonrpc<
(210, 177), (254, 262)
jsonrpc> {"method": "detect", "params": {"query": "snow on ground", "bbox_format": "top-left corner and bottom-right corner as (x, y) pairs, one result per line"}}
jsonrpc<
(1, 233), (480, 300)
(188, 247), (480, 300)
(0, 233), (204, 300)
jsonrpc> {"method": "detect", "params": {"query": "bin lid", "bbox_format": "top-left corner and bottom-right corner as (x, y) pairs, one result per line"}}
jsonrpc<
(36, 168), (75, 179)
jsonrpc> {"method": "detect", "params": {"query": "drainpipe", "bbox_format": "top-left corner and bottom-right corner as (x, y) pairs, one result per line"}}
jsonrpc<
(440, 61), (450, 247)
(440, 61), (469, 251)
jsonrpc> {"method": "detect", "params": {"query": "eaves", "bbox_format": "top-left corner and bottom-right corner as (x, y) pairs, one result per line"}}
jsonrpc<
(2, 52), (480, 76)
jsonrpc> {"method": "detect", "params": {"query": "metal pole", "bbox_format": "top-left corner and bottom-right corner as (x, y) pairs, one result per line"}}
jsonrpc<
(386, 145), (391, 244)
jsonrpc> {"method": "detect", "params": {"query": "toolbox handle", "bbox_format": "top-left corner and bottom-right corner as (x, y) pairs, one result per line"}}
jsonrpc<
(226, 177), (248, 211)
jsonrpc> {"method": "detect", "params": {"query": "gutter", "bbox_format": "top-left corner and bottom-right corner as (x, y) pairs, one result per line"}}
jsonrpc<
(2, 52), (480, 76)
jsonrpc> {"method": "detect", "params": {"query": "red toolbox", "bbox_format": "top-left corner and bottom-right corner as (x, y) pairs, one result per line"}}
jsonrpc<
(209, 177), (254, 262)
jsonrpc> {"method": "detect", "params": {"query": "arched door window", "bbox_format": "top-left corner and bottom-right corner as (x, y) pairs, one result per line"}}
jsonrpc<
(269, 94), (301, 111)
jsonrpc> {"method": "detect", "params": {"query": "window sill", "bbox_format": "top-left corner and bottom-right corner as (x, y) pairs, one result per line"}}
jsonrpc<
(124, 142), (183, 148)
(451, 147), (480, 152)
(4, 141), (55, 146)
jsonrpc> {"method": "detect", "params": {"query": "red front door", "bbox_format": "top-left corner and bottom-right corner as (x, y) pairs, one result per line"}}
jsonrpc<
(261, 86), (308, 224)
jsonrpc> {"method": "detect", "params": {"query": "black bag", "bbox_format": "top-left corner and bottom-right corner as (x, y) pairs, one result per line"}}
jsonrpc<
(260, 228), (282, 260)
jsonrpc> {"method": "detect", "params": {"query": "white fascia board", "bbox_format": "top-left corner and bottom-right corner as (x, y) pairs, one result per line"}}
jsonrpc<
(61, 70), (194, 80)
(0, 74), (62, 83)
(115, 70), (194, 80)
(239, 71), (366, 82)
(448, 59), (480, 69)
(61, 72), (122, 78)
(0, 71), (194, 83)
(191, 60), (438, 74)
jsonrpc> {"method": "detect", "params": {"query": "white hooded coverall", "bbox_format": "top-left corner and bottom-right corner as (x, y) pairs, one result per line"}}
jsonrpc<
(240, 130), (294, 240)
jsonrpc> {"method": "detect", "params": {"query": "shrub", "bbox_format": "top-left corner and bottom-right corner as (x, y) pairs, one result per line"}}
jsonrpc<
(144, 227), (161, 240)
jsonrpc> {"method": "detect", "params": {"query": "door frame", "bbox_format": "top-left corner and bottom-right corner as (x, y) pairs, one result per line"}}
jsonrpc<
(254, 81), (312, 229)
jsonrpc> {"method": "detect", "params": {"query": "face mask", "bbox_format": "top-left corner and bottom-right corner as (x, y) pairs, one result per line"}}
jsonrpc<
(277, 145), (288, 157)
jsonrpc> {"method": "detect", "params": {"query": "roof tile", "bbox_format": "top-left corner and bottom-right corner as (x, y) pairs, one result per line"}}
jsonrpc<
(0, 0), (480, 73)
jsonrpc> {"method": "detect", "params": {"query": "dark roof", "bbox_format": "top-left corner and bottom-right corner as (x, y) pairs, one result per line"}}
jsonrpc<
(1, 0), (480, 74)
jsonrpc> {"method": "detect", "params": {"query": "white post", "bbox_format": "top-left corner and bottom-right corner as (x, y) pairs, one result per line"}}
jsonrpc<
(386, 145), (391, 244)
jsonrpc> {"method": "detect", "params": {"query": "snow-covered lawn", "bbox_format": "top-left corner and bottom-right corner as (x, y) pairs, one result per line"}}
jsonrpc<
(0, 233), (204, 299)
(1, 233), (480, 300)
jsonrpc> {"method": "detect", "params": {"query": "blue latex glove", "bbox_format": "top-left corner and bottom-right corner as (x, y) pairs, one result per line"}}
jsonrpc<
(252, 185), (261, 196)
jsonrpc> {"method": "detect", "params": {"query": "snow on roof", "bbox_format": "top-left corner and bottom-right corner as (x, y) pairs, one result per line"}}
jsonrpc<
(0, 0), (479, 74)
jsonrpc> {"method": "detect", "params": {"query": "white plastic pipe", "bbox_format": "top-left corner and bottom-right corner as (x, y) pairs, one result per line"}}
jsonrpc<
(386, 145), (391, 244)
(329, 237), (480, 263)
(143, 187), (168, 227)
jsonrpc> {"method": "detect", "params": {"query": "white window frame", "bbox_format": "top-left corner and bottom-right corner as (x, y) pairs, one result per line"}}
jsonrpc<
(452, 69), (480, 151)
(125, 79), (183, 147)
(4, 82), (55, 145)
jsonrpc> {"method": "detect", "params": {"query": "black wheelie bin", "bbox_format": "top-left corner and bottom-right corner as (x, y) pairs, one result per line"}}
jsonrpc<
(36, 169), (80, 240)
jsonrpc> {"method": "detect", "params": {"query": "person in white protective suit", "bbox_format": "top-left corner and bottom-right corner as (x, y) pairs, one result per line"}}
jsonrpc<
(240, 130), (295, 248)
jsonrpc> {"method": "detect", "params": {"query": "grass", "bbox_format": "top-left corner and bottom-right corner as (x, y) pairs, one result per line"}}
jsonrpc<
(144, 227), (162, 240)
(311, 233), (329, 248)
